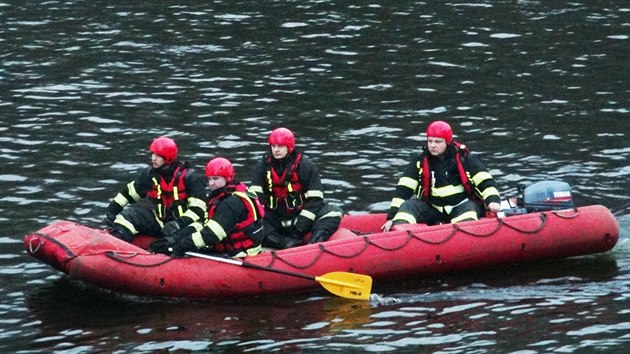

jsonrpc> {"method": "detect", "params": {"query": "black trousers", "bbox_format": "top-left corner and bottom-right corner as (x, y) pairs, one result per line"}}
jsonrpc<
(112, 205), (164, 238)
(262, 203), (343, 248)
(392, 197), (483, 226)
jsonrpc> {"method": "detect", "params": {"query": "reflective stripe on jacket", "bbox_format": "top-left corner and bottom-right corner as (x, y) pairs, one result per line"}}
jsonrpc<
(387, 143), (500, 219)
(195, 183), (264, 257)
(265, 152), (305, 213)
(146, 163), (189, 221)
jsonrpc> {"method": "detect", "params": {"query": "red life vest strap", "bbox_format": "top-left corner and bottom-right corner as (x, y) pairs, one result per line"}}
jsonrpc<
(420, 142), (473, 198)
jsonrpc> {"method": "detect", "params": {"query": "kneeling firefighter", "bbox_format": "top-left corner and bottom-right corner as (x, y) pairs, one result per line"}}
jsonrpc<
(150, 157), (265, 258)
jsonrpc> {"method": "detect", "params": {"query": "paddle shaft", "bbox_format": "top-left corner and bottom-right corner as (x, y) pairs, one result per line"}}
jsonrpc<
(186, 252), (315, 281)
(185, 252), (372, 300)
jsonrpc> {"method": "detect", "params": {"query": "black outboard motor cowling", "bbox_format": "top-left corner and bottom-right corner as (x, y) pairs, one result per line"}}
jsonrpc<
(517, 180), (574, 212)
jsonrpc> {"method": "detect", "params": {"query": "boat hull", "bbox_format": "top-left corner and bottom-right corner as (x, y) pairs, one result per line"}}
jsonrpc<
(24, 205), (619, 299)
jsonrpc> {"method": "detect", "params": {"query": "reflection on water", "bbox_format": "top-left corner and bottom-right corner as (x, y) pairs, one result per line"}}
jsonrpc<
(21, 279), (374, 352)
(12, 252), (628, 353)
(1, 0), (629, 352)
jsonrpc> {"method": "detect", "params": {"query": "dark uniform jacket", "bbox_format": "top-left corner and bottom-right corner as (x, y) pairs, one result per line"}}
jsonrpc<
(250, 151), (325, 233)
(110, 160), (207, 225)
(171, 183), (264, 257)
(386, 144), (501, 219)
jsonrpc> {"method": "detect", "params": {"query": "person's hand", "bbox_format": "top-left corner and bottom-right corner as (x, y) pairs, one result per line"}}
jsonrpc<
(487, 202), (501, 213)
(170, 236), (196, 258)
(104, 202), (122, 227)
(307, 232), (326, 244)
(381, 219), (394, 232)
(104, 212), (116, 227)
(171, 225), (195, 240)
(164, 226), (197, 256)
(290, 228), (305, 241)
(162, 220), (184, 236)
(148, 236), (175, 254)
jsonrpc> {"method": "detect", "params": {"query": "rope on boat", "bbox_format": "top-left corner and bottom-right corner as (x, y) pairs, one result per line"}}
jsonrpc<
(27, 236), (43, 254)
(362, 232), (418, 250)
(499, 213), (548, 234)
(409, 227), (459, 245)
(552, 208), (580, 219)
(28, 231), (176, 268)
(264, 211), (560, 270)
(27, 232), (77, 258)
(104, 251), (175, 267)
(36, 209), (574, 270)
(268, 243), (328, 268)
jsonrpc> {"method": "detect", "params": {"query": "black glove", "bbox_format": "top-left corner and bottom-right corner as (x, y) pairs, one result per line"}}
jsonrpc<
(104, 213), (116, 227)
(171, 225), (194, 241)
(290, 228), (305, 241)
(162, 219), (184, 236)
(280, 228), (304, 248)
(170, 236), (196, 258)
(307, 232), (327, 244)
(104, 202), (123, 227)
(165, 226), (196, 255)
(148, 236), (176, 254)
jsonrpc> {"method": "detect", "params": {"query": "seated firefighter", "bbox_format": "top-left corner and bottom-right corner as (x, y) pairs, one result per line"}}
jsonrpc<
(382, 120), (501, 231)
(105, 136), (207, 242)
(250, 127), (343, 249)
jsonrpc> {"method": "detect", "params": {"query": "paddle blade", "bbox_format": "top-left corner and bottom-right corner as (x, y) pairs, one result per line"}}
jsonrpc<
(315, 272), (372, 300)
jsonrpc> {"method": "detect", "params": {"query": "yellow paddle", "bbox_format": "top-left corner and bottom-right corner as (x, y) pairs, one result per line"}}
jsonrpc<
(186, 252), (372, 300)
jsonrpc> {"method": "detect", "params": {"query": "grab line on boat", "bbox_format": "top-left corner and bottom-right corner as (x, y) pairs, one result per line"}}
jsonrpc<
(104, 251), (175, 267)
(28, 237), (43, 254)
(552, 209), (580, 218)
(259, 214), (551, 270)
(500, 213), (548, 234)
(28, 232), (77, 258)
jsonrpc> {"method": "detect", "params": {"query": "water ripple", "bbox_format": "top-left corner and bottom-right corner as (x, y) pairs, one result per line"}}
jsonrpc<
(1, 0), (629, 352)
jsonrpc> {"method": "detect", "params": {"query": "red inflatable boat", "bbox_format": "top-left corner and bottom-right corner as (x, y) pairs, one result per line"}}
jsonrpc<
(24, 204), (619, 300)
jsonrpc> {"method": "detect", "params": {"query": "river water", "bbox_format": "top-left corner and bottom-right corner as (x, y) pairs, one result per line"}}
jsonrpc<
(1, 0), (629, 353)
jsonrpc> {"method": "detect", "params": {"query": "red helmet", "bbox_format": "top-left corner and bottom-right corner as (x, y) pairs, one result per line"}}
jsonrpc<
(426, 121), (452, 143)
(268, 127), (295, 152)
(205, 157), (235, 181)
(149, 136), (178, 164)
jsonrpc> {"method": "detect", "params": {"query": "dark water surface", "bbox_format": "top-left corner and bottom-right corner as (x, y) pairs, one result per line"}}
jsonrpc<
(2, 1), (629, 353)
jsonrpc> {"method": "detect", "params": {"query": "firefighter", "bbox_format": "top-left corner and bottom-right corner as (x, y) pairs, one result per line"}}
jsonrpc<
(250, 127), (343, 249)
(382, 121), (502, 231)
(105, 136), (207, 242)
(150, 157), (265, 257)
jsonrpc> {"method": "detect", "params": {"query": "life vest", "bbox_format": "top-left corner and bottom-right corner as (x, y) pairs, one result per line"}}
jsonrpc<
(209, 183), (265, 255)
(146, 162), (189, 221)
(264, 152), (305, 213)
(419, 142), (477, 200)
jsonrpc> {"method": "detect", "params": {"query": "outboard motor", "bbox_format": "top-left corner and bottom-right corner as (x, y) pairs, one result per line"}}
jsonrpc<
(517, 180), (574, 212)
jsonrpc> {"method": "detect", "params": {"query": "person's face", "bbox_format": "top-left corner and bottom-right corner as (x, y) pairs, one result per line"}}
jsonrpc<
(208, 176), (227, 191)
(427, 137), (448, 157)
(270, 144), (289, 159)
(151, 153), (166, 169)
